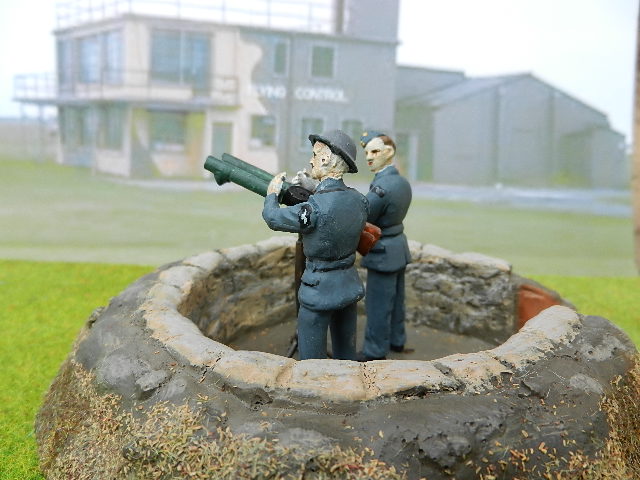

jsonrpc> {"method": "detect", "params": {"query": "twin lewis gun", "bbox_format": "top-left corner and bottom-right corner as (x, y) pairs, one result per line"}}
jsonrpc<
(204, 154), (313, 207)
(203, 154), (381, 254)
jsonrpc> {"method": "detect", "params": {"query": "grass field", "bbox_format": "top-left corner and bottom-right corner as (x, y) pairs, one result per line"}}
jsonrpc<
(0, 159), (638, 479)
(0, 159), (636, 276)
(0, 261), (153, 480)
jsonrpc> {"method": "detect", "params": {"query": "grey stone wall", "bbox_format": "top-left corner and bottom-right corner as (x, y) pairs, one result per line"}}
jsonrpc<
(177, 237), (297, 344)
(179, 236), (517, 348)
(403, 242), (514, 344)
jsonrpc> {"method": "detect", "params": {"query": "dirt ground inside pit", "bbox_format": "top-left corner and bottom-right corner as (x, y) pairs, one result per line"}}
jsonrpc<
(228, 318), (495, 360)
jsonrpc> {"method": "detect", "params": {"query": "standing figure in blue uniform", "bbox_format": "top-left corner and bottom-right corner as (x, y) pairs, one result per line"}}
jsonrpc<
(262, 130), (368, 360)
(358, 131), (412, 361)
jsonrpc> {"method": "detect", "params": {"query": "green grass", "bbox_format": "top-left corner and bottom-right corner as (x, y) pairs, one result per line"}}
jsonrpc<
(530, 275), (640, 345)
(0, 159), (636, 275)
(0, 159), (275, 266)
(0, 260), (152, 480)
(406, 202), (636, 277)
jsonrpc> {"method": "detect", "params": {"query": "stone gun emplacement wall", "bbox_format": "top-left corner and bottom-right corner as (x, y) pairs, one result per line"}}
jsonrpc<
(176, 237), (526, 348)
(36, 237), (639, 480)
(140, 236), (559, 405)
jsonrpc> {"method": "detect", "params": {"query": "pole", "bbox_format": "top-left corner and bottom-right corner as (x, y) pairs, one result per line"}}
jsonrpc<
(286, 233), (305, 357)
(633, 6), (640, 272)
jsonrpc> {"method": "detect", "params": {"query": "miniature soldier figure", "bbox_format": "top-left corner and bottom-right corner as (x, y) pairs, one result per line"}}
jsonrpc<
(358, 131), (412, 361)
(262, 130), (368, 360)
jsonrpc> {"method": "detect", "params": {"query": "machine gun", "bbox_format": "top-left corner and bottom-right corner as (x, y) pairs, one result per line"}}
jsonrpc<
(204, 153), (313, 206)
(204, 153), (381, 254)
(204, 153), (381, 358)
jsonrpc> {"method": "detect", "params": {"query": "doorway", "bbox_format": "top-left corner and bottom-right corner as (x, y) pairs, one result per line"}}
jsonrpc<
(211, 122), (233, 158)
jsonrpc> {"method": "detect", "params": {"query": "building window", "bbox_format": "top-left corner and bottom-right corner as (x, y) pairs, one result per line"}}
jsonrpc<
(183, 33), (209, 88)
(151, 30), (181, 83)
(57, 39), (74, 88)
(61, 107), (93, 147)
(300, 118), (324, 148)
(72, 30), (123, 85)
(103, 30), (123, 84)
(98, 105), (124, 150)
(250, 115), (276, 148)
(151, 29), (210, 87)
(150, 111), (186, 151)
(60, 107), (80, 147)
(273, 41), (288, 75)
(78, 108), (94, 147)
(341, 120), (363, 145)
(79, 35), (100, 83)
(311, 45), (334, 78)
(394, 132), (410, 174)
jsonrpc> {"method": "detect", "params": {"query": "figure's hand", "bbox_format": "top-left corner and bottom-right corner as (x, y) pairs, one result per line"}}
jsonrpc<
(267, 171), (286, 196)
(291, 169), (319, 192)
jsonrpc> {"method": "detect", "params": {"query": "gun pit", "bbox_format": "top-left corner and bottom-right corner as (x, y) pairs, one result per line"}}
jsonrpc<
(35, 237), (639, 479)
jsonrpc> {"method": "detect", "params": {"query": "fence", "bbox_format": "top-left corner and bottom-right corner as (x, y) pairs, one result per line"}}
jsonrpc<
(56, 0), (335, 33)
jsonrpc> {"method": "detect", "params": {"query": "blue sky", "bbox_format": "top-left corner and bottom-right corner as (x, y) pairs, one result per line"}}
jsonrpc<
(1, 0), (637, 139)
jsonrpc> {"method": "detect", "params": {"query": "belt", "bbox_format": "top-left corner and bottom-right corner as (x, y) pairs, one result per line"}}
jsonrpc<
(306, 253), (356, 272)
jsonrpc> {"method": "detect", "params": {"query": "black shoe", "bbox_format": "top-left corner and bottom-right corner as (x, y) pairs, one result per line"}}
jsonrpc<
(390, 344), (415, 354)
(357, 352), (386, 362)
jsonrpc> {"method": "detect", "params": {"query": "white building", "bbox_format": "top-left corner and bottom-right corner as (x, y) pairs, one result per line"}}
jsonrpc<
(14, 0), (628, 188)
(14, 0), (399, 177)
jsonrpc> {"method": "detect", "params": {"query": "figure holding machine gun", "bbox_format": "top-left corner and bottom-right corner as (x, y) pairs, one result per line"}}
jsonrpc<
(204, 129), (372, 360)
(262, 130), (368, 360)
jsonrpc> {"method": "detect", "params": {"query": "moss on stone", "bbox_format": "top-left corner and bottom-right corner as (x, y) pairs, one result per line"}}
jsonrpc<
(35, 359), (405, 480)
(471, 354), (640, 480)
(557, 352), (640, 479)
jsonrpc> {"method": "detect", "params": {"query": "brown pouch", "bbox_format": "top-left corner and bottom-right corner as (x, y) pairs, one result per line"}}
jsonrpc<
(357, 222), (382, 256)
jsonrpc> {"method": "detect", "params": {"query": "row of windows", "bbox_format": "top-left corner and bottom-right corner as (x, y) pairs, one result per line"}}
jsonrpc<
(60, 108), (362, 154)
(149, 32), (336, 84)
(57, 28), (337, 87)
(148, 112), (362, 152)
(151, 30), (210, 87)
(250, 115), (361, 149)
(271, 41), (335, 78)
(57, 30), (123, 86)
(57, 110), (195, 153)
(59, 105), (124, 149)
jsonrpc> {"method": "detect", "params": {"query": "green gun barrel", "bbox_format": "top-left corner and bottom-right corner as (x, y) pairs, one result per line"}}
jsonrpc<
(204, 154), (311, 206)
(204, 154), (271, 197)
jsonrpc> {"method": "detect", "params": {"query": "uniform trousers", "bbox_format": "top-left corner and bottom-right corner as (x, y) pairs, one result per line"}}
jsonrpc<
(362, 268), (407, 359)
(297, 303), (357, 360)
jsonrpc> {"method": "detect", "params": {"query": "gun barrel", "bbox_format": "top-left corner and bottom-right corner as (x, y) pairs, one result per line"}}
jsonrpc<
(204, 155), (270, 197)
(204, 154), (312, 206)
(221, 153), (273, 184)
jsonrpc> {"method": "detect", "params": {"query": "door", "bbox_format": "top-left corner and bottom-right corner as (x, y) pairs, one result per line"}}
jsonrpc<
(211, 122), (233, 158)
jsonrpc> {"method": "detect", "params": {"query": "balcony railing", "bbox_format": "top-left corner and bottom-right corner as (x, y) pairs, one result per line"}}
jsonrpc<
(56, 0), (335, 33)
(13, 74), (57, 103)
(14, 70), (240, 107)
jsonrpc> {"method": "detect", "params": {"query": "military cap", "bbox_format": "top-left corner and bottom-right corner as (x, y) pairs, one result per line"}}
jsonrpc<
(308, 129), (358, 173)
(360, 130), (387, 148)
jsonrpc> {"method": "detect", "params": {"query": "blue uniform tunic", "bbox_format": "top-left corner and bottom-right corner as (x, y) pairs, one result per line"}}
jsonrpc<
(262, 177), (368, 359)
(360, 165), (412, 359)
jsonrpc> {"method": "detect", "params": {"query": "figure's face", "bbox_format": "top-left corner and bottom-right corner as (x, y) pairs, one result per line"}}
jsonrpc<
(364, 137), (394, 173)
(309, 141), (332, 180)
